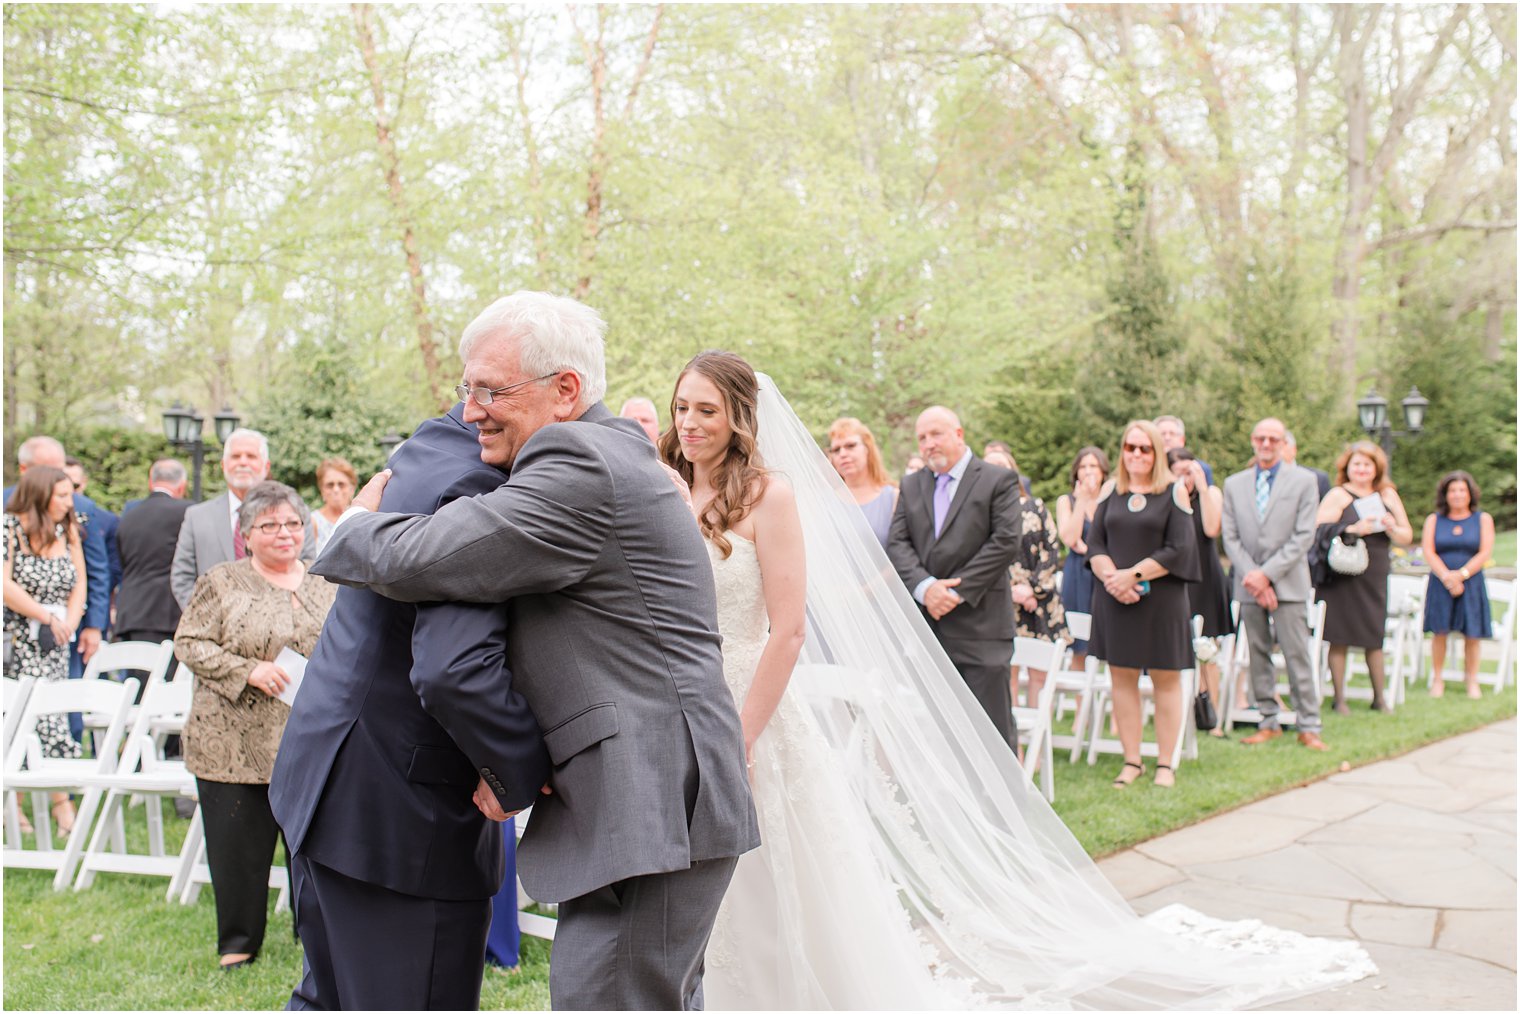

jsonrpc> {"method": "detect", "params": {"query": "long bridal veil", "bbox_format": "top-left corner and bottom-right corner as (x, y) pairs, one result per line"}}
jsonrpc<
(752, 374), (1374, 1010)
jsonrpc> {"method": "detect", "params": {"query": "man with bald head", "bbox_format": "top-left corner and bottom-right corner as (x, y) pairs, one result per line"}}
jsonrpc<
(888, 406), (1024, 746)
(619, 397), (661, 442)
(1221, 417), (1328, 750)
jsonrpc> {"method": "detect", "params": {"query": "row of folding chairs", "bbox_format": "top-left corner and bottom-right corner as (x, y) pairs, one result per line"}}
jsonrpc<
(2, 640), (287, 912)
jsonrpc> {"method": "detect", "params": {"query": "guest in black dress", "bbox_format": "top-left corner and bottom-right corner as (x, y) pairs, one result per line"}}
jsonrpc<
(1167, 447), (1233, 735)
(1313, 442), (1413, 714)
(1088, 421), (1199, 789)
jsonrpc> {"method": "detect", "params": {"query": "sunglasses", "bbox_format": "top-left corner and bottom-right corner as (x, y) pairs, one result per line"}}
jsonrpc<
(1122, 442), (1155, 455)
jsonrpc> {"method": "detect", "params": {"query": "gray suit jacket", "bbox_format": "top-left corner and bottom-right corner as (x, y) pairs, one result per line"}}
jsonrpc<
(1221, 462), (1319, 604)
(312, 402), (759, 903)
(170, 492), (318, 610)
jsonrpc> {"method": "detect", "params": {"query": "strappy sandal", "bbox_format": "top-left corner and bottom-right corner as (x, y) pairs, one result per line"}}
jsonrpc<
(1154, 764), (1175, 789)
(1112, 761), (1145, 788)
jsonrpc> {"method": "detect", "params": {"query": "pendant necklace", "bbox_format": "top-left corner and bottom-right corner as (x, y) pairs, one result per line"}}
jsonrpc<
(1127, 493), (1147, 513)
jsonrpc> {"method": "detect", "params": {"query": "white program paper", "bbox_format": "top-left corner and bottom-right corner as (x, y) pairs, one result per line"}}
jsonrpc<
(1351, 493), (1388, 531)
(274, 646), (309, 706)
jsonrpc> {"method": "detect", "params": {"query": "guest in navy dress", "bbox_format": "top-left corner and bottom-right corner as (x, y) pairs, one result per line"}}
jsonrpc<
(1057, 446), (1109, 668)
(826, 417), (898, 548)
(1421, 471), (1495, 698)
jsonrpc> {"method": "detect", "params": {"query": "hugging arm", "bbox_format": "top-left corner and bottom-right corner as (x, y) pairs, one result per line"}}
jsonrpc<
(312, 430), (613, 604)
(410, 601), (550, 814)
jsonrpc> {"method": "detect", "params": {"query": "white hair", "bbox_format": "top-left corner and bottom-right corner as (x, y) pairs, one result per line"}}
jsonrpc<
(620, 397), (657, 414)
(459, 292), (608, 408)
(1154, 414), (1185, 436)
(17, 435), (65, 467)
(221, 428), (270, 463)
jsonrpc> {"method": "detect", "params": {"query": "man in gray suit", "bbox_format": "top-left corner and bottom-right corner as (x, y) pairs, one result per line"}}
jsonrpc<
(1221, 417), (1329, 751)
(314, 291), (758, 1011)
(169, 429), (315, 609)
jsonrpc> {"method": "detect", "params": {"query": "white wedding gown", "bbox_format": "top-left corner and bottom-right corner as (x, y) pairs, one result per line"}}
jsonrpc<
(696, 374), (1377, 1011)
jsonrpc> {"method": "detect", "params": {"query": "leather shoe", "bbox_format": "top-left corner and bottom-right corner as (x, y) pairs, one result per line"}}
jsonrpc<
(1298, 731), (1329, 751)
(1240, 728), (1282, 745)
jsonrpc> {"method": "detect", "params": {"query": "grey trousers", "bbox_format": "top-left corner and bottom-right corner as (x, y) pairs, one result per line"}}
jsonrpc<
(550, 855), (739, 1011)
(1239, 599), (1321, 733)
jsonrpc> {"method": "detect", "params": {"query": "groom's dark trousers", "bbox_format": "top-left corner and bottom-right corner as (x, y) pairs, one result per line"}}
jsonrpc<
(270, 404), (550, 1011)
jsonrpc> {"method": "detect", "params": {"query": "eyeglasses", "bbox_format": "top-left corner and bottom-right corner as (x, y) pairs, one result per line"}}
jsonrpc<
(1122, 443), (1155, 455)
(1251, 435), (1282, 445)
(454, 374), (557, 407)
(251, 520), (304, 536)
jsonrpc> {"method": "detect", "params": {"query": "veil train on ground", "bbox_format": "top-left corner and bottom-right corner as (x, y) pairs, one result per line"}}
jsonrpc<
(752, 374), (1374, 1010)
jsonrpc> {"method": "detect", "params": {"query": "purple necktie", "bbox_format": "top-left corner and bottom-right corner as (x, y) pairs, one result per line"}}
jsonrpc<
(933, 472), (953, 537)
(233, 523), (247, 560)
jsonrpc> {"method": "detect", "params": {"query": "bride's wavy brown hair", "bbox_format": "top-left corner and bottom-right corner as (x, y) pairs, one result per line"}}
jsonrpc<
(659, 350), (767, 559)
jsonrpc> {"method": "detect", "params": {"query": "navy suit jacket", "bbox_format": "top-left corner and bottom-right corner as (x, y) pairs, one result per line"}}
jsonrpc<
(269, 405), (550, 901)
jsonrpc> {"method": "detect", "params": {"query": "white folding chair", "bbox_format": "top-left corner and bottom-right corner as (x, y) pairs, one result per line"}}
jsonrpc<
(2, 676), (139, 888)
(1010, 637), (1064, 801)
(171, 802), (289, 913)
(2, 676), (37, 848)
(1227, 599), (1326, 731)
(511, 805), (557, 940)
(1483, 579), (1516, 693)
(73, 669), (196, 890)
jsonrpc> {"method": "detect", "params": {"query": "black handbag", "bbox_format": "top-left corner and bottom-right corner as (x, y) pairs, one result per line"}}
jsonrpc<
(1192, 690), (1218, 732)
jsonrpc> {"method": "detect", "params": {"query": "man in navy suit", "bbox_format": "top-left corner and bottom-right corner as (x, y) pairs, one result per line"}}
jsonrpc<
(269, 404), (550, 1011)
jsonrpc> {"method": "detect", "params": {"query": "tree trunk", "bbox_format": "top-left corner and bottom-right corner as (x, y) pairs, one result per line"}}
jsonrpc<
(351, 2), (447, 410)
(571, 4), (664, 302)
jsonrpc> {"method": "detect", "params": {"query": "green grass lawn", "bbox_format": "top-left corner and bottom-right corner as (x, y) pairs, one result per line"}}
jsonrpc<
(5, 670), (1514, 1010)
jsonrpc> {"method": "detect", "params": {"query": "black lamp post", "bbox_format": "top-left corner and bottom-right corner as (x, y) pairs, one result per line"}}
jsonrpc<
(162, 402), (240, 502)
(1357, 386), (1429, 462)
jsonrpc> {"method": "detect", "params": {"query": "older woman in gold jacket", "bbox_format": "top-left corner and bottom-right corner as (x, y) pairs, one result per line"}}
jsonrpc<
(174, 480), (335, 971)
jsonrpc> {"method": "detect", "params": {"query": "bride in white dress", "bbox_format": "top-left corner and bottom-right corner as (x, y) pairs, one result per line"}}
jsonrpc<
(661, 351), (1375, 1010)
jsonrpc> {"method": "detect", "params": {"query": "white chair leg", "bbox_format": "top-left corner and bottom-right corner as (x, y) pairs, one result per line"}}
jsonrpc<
(53, 787), (104, 891)
(32, 791), (54, 853)
(167, 808), (203, 904)
(73, 790), (125, 891)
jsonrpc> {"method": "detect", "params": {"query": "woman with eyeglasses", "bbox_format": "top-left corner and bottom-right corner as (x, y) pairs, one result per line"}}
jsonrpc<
(1086, 420), (1199, 789)
(311, 457), (358, 552)
(174, 480), (336, 971)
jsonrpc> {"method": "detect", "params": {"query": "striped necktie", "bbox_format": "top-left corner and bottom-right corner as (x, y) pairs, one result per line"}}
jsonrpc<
(1255, 470), (1271, 521)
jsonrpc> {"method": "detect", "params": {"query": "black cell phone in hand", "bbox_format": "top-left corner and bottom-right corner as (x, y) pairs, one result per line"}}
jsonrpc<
(35, 623), (59, 654)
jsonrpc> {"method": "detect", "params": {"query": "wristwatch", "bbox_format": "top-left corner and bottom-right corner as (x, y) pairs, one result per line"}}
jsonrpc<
(1459, 567), (1471, 580)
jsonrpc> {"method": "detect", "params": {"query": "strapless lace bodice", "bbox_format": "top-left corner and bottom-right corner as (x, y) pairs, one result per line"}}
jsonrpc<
(707, 534), (768, 699)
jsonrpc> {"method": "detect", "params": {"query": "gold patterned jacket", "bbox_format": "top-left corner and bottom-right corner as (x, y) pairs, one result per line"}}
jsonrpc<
(173, 559), (335, 784)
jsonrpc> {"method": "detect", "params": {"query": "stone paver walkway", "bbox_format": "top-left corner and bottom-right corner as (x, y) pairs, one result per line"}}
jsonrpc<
(1099, 718), (1517, 1011)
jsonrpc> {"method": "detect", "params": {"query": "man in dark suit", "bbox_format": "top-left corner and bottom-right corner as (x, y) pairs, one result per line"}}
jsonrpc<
(114, 459), (192, 645)
(64, 457), (121, 627)
(269, 404), (551, 1011)
(889, 407), (1023, 747)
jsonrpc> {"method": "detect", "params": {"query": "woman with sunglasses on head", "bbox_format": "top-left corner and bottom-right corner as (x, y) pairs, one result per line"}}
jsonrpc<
(1314, 442), (1413, 714)
(1086, 420), (1200, 788)
(174, 480), (336, 971)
